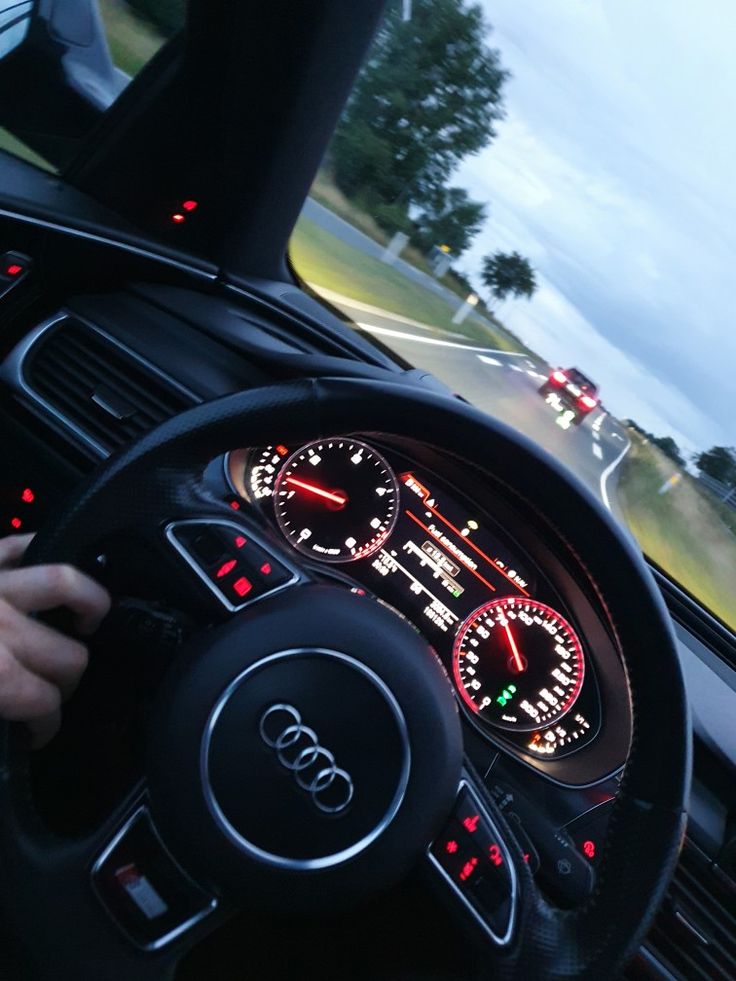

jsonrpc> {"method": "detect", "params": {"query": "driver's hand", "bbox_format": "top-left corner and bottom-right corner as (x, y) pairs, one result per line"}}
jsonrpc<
(0, 534), (111, 748)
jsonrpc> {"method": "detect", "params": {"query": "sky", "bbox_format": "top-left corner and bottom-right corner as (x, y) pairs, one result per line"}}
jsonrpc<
(453, 0), (736, 458)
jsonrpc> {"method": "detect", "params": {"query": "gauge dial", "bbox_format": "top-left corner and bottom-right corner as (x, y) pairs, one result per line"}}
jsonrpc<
(247, 445), (291, 499)
(453, 597), (584, 731)
(274, 438), (399, 562)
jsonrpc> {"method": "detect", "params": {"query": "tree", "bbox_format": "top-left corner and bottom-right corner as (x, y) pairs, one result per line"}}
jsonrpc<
(411, 186), (487, 256)
(481, 251), (537, 305)
(331, 0), (508, 210)
(694, 446), (736, 486)
(651, 435), (684, 466)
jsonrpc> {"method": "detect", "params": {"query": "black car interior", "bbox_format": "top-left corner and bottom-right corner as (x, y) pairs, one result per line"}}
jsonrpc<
(0, 3), (734, 980)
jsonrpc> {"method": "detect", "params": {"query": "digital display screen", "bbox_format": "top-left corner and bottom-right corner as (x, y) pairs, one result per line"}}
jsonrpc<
(360, 470), (535, 637)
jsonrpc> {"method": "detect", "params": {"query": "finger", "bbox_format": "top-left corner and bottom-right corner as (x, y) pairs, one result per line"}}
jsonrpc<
(0, 534), (35, 569)
(27, 707), (62, 750)
(0, 564), (111, 635)
(0, 643), (61, 722)
(0, 600), (88, 699)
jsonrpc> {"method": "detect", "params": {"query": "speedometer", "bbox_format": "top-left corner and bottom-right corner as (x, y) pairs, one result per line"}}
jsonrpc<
(274, 438), (399, 562)
(453, 597), (584, 731)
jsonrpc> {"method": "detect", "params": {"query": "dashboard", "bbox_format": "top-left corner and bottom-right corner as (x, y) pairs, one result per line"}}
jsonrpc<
(221, 435), (630, 786)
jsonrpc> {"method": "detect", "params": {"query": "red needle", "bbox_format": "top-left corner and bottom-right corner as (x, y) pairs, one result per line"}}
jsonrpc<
(284, 477), (347, 506)
(503, 622), (526, 673)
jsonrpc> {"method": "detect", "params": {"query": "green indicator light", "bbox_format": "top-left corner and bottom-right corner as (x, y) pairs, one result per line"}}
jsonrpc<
(496, 696), (506, 706)
(508, 684), (517, 694)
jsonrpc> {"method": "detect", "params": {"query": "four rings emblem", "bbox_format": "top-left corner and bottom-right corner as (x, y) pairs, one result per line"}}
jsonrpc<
(259, 704), (354, 814)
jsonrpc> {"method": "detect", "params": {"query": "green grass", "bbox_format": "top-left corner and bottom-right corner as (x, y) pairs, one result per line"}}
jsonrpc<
(98, 0), (165, 77)
(618, 432), (736, 631)
(0, 127), (55, 173)
(291, 216), (524, 351)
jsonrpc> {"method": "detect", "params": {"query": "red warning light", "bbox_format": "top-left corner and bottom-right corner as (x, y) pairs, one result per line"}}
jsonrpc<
(171, 213), (186, 224)
(234, 535), (247, 548)
(459, 857), (478, 882)
(523, 853), (530, 864)
(582, 839), (596, 860)
(462, 815), (480, 833)
(488, 843), (503, 867)
(276, 445), (289, 456)
(5, 263), (23, 277)
(216, 559), (237, 579)
(260, 562), (272, 576)
(181, 200), (198, 212)
(229, 500), (241, 510)
(445, 840), (459, 855)
(21, 488), (35, 503)
(10, 517), (22, 529)
(233, 576), (252, 598)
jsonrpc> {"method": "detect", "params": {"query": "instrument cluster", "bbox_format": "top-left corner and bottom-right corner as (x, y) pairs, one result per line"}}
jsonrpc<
(226, 437), (609, 771)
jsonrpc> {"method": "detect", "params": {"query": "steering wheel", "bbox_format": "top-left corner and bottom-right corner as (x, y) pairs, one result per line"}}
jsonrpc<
(0, 376), (690, 981)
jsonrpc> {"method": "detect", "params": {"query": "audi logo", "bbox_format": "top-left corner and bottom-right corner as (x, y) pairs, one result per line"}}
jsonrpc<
(259, 704), (354, 814)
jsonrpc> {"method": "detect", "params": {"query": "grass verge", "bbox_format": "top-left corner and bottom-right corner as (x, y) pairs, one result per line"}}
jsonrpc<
(618, 430), (736, 631)
(98, 0), (164, 77)
(291, 216), (524, 352)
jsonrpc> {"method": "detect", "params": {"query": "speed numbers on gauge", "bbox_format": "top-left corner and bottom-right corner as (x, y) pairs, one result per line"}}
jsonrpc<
(274, 438), (399, 562)
(453, 597), (585, 731)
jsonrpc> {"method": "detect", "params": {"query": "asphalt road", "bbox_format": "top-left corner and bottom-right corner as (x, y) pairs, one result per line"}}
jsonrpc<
(333, 298), (632, 513)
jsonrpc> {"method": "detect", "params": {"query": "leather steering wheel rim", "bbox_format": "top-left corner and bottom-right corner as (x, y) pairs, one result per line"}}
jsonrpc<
(1, 375), (690, 980)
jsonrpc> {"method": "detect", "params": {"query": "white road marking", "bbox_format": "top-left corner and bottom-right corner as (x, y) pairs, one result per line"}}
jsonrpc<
(478, 355), (502, 366)
(357, 323), (528, 356)
(592, 443), (603, 459)
(510, 364), (523, 372)
(600, 439), (632, 511)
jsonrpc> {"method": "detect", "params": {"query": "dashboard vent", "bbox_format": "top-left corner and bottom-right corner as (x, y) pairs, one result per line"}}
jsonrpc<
(642, 839), (736, 979)
(23, 318), (198, 456)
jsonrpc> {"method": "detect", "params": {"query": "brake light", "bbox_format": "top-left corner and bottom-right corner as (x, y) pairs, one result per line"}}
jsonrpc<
(551, 370), (567, 385)
(578, 394), (597, 410)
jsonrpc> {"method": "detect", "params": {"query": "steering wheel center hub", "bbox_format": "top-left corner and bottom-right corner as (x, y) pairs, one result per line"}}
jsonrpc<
(202, 648), (410, 869)
(146, 585), (462, 910)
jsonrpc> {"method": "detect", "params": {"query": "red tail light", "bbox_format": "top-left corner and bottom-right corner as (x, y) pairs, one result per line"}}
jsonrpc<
(550, 370), (567, 385)
(578, 394), (597, 410)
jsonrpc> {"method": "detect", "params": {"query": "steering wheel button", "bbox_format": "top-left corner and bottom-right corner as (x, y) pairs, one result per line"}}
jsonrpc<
(232, 575), (252, 598)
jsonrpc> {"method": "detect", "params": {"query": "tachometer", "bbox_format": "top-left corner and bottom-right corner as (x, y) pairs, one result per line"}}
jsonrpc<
(453, 597), (584, 731)
(274, 438), (399, 562)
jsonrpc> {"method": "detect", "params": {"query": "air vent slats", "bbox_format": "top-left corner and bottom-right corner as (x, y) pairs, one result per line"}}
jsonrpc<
(23, 319), (197, 455)
(61, 333), (188, 419)
(643, 840), (736, 980)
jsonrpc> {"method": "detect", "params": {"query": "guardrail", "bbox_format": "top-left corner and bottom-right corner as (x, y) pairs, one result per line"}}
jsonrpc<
(697, 472), (736, 510)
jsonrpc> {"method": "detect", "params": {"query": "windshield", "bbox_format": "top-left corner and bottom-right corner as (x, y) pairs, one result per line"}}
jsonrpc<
(290, 0), (736, 632)
(0, 0), (179, 171)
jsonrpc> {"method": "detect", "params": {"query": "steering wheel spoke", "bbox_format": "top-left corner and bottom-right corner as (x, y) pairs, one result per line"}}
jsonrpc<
(426, 767), (527, 952)
(0, 765), (222, 981)
(164, 516), (304, 613)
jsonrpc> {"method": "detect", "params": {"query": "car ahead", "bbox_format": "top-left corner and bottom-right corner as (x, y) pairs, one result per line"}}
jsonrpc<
(539, 366), (599, 425)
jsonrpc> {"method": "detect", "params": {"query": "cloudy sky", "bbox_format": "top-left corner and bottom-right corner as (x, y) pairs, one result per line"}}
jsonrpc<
(454, 0), (736, 457)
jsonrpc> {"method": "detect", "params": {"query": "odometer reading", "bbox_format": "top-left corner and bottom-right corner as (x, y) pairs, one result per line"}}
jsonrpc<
(453, 597), (584, 731)
(274, 438), (399, 563)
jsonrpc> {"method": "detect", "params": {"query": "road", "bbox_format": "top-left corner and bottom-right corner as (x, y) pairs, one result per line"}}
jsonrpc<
(333, 297), (632, 514)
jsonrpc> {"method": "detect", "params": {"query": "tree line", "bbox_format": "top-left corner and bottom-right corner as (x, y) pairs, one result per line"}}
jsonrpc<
(626, 421), (736, 488)
(330, 0), (537, 308)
